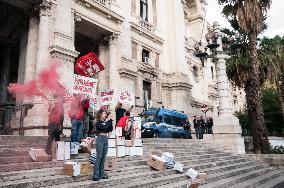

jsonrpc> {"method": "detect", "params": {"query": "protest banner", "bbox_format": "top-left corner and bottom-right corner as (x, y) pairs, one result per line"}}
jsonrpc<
(72, 74), (98, 96)
(119, 90), (135, 106)
(100, 89), (114, 105)
(75, 52), (105, 77)
(89, 95), (100, 111)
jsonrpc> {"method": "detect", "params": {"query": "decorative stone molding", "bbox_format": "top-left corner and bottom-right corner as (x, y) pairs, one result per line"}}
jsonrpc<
(74, 13), (82, 22)
(39, 0), (52, 17)
(161, 73), (193, 91)
(130, 21), (164, 46)
(118, 57), (138, 80)
(137, 61), (159, 78)
(75, 0), (124, 24)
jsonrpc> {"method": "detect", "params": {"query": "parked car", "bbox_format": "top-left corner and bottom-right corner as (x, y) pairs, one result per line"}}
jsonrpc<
(141, 108), (192, 139)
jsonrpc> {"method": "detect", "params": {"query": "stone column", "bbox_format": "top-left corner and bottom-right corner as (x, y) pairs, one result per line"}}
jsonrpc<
(108, 34), (119, 120)
(203, 22), (245, 154)
(98, 43), (109, 93)
(36, 0), (52, 74)
(215, 53), (234, 115)
(24, 15), (39, 83)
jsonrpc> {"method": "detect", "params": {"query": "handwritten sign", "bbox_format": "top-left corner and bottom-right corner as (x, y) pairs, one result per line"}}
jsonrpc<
(100, 89), (114, 105)
(72, 74), (98, 96)
(89, 95), (100, 111)
(119, 90), (135, 106)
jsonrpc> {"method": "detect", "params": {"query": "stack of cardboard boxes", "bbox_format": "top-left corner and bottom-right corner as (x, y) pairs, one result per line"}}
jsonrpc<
(107, 129), (117, 157)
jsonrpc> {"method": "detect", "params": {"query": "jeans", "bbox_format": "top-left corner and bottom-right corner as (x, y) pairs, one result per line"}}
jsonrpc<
(71, 119), (83, 143)
(46, 123), (61, 155)
(93, 135), (108, 179)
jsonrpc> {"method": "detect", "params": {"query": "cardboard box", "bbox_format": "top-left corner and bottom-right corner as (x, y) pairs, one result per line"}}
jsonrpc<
(116, 127), (122, 137)
(81, 137), (94, 154)
(187, 179), (202, 188)
(107, 147), (117, 157)
(63, 162), (80, 176)
(57, 141), (65, 161)
(129, 147), (143, 156)
(147, 155), (166, 171)
(104, 157), (117, 171)
(174, 162), (184, 173)
(29, 148), (49, 162)
(70, 149), (79, 155)
(108, 139), (116, 148)
(90, 149), (96, 154)
(116, 137), (125, 146)
(186, 168), (199, 179)
(125, 147), (130, 156)
(197, 173), (207, 180)
(64, 142), (70, 160)
(80, 162), (93, 174)
(125, 140), (133, 147)
(107, 130), (116, 138)
(134, 139), (142, 147)
(117, 145), (126, 157)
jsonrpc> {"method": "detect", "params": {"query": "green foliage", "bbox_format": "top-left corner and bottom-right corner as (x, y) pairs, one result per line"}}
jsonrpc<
(236, 87), (284, 137)
(262, 87), (284, 137)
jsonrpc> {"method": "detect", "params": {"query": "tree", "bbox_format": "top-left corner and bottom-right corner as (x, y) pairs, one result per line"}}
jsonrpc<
(258, 36), (284, 118)
(218, 0), (271, 153)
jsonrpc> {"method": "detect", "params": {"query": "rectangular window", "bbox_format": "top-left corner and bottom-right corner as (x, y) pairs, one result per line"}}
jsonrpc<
(140, 0), (148, 21)
(142, 49), (150, 63)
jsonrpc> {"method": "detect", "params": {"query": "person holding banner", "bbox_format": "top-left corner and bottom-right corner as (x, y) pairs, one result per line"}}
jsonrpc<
(92, 109), (113, 181)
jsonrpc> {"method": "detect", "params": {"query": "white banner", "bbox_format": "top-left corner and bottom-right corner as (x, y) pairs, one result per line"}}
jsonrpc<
(100, 89), (114, 105)
(72, 74), (98, 96)
(119, 90), (135, 106)
(89, 94), (100, 111)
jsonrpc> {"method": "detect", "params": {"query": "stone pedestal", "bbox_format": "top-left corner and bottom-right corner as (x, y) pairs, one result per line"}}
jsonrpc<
(204, 114), (245, 154)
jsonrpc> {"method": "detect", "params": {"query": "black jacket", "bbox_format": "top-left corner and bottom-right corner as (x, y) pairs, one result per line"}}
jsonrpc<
(93, 119), (113, 134)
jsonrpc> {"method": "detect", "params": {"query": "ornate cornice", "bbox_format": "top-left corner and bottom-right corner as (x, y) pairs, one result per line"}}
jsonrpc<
(130, 22), (164, 46)
(137, 62), (159, 77)
(75, 0), (124, 24)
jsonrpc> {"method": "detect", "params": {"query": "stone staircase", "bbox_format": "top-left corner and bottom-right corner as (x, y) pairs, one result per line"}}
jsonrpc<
(0, 136), (284, 187)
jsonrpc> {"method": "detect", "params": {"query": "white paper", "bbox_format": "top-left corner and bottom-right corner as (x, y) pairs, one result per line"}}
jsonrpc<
(186, 168), (199, 179)
(116, 137), (125, 146)
(134, 139), (142, 147)
(108, 139), (116, 147)
(174, 162), (184, 172)
(125, 147), (130, 156)
(64, 142), (70, 160)
(117, 146), (126, 157)
(116, 127), (122, 137)
(107, 147), (116, 157)
(57, 141), (65, 161)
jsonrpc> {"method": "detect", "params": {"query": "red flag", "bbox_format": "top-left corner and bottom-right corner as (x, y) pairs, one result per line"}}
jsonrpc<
(75, 52), (105, 77)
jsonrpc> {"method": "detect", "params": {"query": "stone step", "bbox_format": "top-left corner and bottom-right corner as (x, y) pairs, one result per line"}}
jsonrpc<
(0, 156), (33, 164)
(230, 169), (284, 188)
(0, 150), (29, 157)
(0, 145), (46, 153)
(257, 173), (284, 188)
(153, 161), (260, 188)
(201, 164), (272, 188)
(2, 167), (178, 188)
(0, 136), (48, 146)
(0, 160), (63, 173)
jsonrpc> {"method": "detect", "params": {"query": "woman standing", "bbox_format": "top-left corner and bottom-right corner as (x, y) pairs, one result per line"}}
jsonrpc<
(92, 109), (113, 181)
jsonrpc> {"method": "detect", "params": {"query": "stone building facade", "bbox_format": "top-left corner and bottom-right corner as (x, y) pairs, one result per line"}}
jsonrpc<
(0, 0), (245, 136)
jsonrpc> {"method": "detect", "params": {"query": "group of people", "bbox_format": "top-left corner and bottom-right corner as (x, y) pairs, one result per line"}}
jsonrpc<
(45, 93), (133, 182)
(193, 116), (214, 139)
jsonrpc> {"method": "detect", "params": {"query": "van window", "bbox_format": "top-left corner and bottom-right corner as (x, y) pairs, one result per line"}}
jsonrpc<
(164, 115), (172, 125)
(172, 116), (182, 126)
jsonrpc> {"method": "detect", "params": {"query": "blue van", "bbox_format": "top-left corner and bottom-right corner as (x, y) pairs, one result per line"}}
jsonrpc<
(141, 108), (192, 138)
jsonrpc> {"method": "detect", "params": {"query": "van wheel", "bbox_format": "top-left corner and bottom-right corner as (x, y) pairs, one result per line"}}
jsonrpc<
(153, 132), (160, 138)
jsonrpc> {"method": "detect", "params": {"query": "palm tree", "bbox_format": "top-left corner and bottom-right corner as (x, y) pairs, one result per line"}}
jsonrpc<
(218, 0), (271, 153)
